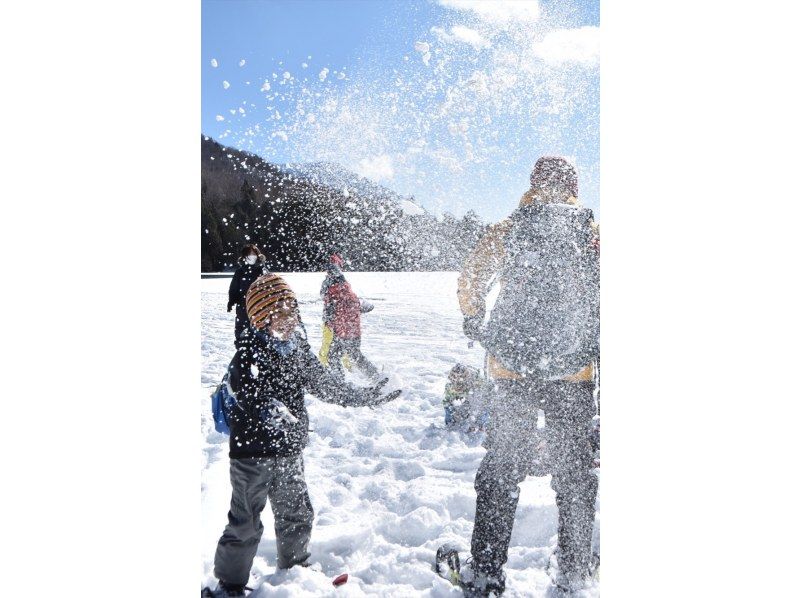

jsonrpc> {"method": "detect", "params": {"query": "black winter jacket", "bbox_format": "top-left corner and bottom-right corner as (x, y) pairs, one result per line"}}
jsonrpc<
(226, 328), (372, 459)
(228, 255), (267, 310)
(320, 265), (345, 325)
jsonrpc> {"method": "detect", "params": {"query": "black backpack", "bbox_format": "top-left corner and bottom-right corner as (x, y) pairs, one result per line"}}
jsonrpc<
(483, 202), (599, 378)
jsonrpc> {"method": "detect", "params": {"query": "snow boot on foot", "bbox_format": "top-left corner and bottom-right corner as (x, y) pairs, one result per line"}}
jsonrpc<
(201, 580), (250, 597)
(459, 565), (506, 597)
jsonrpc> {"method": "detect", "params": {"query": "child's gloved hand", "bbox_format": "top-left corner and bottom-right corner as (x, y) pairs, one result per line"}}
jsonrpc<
(360, 377), (402, 407)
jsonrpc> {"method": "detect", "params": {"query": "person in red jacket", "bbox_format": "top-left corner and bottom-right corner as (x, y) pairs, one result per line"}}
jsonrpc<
(320, 254), (380, 380)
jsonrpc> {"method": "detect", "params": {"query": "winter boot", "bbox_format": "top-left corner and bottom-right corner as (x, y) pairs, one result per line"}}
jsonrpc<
(459, 563), (506, 597)
(200, 580), (249, 597)
(546, 548), (599, 595)
(551, 570), (589, 594)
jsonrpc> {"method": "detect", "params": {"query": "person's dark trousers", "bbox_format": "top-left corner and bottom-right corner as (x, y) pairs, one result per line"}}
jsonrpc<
(214, 456), (314, 585)
(234, 305), (249, 342)
(328, 336), (380, 379)
(470, 377), (597, 579)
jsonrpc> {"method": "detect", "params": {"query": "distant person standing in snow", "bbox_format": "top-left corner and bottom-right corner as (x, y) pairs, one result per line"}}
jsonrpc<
(227, 244), (267, 343)
(456, 157), (600, 596)
(205, 274), (401, 598)
(319, 253), (380, 380)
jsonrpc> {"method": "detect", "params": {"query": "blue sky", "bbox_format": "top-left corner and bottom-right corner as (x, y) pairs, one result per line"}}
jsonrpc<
(202, 0), (599, 222)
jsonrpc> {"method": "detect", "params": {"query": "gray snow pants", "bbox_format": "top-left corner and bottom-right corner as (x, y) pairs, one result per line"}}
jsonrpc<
(471, 377), (598, 579)
(328, 336), (379, 379)
(214, 455), (314, 585)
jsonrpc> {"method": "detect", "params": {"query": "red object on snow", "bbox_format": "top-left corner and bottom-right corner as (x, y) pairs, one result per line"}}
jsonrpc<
(332, 573), (348, 587)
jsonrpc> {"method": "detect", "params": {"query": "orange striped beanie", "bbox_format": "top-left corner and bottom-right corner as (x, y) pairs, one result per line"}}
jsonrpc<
(245, 274), (298, 330)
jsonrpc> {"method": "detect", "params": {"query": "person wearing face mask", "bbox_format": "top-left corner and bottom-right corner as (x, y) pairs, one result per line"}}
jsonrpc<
(227, 244), (267, 343)
(205, 274), (402, 598)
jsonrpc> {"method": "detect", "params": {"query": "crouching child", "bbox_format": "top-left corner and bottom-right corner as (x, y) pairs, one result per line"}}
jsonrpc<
(443, 364), (489, 432)
(205, 274), (401, 598)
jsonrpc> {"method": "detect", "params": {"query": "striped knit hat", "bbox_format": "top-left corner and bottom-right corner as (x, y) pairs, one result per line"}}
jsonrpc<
(245, 273), (298, 330)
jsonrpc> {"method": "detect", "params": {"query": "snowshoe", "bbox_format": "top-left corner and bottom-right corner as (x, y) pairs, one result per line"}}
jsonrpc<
(435, 544), (462, 586)
(434, 546), (505, 596)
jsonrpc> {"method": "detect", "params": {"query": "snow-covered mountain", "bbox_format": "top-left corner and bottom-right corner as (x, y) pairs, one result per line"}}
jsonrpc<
(278, 161), (428, 216)
(202, 135), (484, 272)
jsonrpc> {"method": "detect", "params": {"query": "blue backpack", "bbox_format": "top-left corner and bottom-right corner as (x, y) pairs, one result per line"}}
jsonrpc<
(211, 372), (237, 435)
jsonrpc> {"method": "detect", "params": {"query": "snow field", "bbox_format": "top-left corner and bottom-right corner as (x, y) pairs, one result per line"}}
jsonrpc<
(201, 272), (599, 597)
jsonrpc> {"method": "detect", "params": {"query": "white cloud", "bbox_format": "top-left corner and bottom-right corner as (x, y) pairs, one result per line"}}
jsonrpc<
(215, 115), (225, 122)
(437, 0), (540, 23)
(222, 80), (230, 89)
(356, 154), (394, 182)
(210, 58), (218, 68)
(260, 80), (270, 92)
(319, 67), (329, 81)
(431, 25), (490, 49)
(532, 26), (599, 65)
(238, 59), (246, 67)
(451, 25), (491, 49)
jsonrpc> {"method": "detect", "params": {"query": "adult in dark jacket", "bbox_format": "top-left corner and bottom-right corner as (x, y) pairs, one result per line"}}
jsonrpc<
(227, 244), (267, 342)
(456, 157), (600, 596)
(320, 254), (379, 380)
(208, 273), (401, 598)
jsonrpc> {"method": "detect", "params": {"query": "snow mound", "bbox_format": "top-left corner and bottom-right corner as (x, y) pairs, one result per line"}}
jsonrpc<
(201, 272), (599, 596)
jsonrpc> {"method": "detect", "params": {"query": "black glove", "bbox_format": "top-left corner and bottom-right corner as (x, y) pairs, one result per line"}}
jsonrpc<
(227, 302), (234, 313)
(360, 377), (402, 407)
(463, 314), (484, 341)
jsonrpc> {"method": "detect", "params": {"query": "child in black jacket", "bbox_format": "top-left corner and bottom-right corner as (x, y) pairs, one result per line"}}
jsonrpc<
(207, 274), (400, 598)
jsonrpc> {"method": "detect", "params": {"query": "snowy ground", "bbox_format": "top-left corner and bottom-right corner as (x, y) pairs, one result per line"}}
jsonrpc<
(201, 272), (599, 597)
